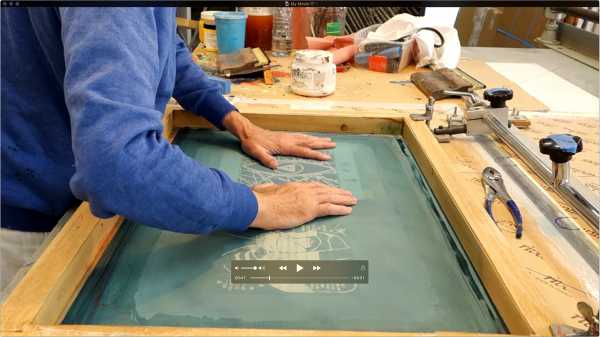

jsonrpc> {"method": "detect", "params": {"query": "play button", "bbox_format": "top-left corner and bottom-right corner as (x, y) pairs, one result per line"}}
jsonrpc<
(296, 264), (303, 272)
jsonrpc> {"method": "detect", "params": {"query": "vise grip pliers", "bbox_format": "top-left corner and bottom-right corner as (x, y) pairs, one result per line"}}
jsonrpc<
(482, 167), (523, 239)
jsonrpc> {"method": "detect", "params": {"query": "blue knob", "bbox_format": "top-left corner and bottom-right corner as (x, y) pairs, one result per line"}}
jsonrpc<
(539, 134), (583, 163)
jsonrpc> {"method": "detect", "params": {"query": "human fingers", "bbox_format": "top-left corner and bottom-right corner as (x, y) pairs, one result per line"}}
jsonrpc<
(245, 143), (278, 169)
(283, 145), (331, 161)
(307, 182), (355, 196)
(316, 204), (353, 217)
(305, 136), (336, 149)
(317, 193), (358, 206)
(292, 134), (336, 149)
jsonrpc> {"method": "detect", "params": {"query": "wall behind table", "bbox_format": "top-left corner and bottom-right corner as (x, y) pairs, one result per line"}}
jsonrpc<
(455, 7), (546, 48)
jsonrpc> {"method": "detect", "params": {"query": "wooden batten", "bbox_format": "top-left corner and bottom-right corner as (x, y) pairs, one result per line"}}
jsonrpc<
(175, 17), (199, 30)
(1, 119), (180, 333)
(27, 324), (510, 337)
(402, 119), (551, 335)
(0, 204), (124, 332)
(171, 109), (405, 135)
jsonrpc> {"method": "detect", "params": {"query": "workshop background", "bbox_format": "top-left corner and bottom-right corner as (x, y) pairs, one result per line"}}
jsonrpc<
(176, 6), (598, 94)
(177, 6), (599, 59)
(2, 5), (599, 336)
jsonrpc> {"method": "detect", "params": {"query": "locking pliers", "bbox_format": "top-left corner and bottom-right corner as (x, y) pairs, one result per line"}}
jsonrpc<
(482, 167), (523, 239)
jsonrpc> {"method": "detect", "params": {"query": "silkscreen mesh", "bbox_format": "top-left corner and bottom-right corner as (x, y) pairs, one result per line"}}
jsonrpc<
(64, 130), (505, 333)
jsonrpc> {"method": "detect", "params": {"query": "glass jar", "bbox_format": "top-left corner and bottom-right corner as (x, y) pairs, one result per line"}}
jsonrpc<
(242, 7), (273, 51)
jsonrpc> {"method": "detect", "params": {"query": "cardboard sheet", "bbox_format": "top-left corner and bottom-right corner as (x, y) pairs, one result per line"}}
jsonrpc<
(488, 63), (599, 116)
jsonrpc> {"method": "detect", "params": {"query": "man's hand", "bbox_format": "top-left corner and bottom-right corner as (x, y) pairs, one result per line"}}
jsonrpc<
(250, 182), (357, 230)
(222, 111), (336, 169)
(223, 112), (357, 230)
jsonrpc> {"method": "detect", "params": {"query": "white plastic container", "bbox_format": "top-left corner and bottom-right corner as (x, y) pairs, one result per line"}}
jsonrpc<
(200, 11), (218, 51)
(290, 50), (336, 97)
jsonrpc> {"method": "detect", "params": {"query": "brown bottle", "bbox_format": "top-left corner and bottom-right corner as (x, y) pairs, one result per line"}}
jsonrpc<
(291, 7), (311, 50)
(243, 7), (273, 51)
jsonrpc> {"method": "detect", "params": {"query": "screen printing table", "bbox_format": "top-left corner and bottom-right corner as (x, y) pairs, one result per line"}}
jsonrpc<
(1, 48), (598, 336)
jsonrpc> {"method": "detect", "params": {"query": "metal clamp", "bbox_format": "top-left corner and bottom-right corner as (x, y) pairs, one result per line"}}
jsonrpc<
(409, 90), (486, 127)
(441, 90), (486, 107)
(412, 87), (598, 230)
(409, 96), (436, 126)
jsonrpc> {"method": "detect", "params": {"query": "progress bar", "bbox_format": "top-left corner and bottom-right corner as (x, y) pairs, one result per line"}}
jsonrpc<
(231, 260), (368, 284)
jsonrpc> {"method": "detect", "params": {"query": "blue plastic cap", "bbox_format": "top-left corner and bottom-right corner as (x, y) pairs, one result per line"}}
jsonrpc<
(548, 134), (579, 154)
(214, 11), (247, 20)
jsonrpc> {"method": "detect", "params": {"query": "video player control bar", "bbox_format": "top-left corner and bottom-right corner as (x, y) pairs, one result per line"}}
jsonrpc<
(231, 260), (368, 284)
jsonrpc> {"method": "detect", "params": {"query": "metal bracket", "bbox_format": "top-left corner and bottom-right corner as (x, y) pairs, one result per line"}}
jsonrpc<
(409, 96), (436, 126)
(442, 90), (486, 107)
(447, 107), (464, 126)
(410, 90), (485, 129)
(465, 107), (509, 136)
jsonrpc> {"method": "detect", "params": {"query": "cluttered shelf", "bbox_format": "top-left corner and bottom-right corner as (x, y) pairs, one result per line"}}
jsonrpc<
(191, 52), (547, 112)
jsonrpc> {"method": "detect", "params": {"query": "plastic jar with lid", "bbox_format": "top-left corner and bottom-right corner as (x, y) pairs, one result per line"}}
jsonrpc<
(200, 11), (218, 51)
(290, 50), (336, 97)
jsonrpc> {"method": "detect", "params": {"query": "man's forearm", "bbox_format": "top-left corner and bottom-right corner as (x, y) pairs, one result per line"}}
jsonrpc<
(61, 8), (258, 234)
(172, 35), (237, 129)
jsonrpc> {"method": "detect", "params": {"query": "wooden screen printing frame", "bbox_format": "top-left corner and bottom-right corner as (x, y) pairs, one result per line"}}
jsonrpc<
(0, 106), (553, 336)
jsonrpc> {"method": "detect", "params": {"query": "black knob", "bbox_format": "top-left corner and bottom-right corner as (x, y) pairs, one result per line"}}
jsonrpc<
(484, 88), (513, 108)
(539, 134), (583, 163)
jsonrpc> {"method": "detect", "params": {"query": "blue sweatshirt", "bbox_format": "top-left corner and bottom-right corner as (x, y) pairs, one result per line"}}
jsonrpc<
(1, 8), (258, 233)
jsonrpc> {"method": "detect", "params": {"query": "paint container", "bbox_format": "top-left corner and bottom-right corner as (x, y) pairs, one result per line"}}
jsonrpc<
(242, 7), (273, 51)
(199, 11), (218, 52)
(215, 11), (247, 54)
(291, 50), (336, 97)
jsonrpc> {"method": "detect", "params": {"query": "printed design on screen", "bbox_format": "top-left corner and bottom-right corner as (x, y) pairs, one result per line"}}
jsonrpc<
(239, 152), (339, 186)
(216, 152), (357, 294)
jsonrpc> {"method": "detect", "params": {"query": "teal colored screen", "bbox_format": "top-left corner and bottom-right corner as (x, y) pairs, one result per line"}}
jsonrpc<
(64, 130), (505, 333)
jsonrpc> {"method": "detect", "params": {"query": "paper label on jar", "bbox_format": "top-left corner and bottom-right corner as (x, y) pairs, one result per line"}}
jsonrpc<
(292, 67), (327, 89)
(291, 53), (336, 97)
(205, 30), (217, 50)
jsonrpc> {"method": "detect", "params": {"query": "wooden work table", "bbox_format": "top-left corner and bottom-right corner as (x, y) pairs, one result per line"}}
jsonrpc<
(187, 50), (599, 331)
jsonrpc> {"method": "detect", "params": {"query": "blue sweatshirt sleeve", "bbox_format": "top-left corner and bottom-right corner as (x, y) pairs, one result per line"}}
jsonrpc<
(172, 35), (235, 129)
(59, 8), (257, 234)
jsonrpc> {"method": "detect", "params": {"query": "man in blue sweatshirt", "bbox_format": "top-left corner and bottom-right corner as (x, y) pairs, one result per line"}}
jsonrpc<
(0, 8), (357, 292)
